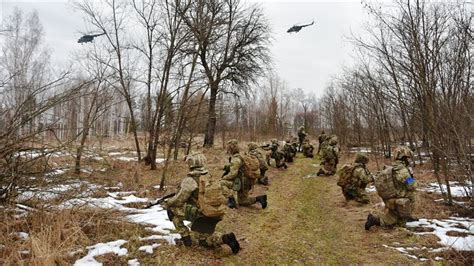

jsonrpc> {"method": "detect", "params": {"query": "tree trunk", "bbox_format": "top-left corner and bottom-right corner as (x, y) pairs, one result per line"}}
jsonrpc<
(203, 83), (218, 147)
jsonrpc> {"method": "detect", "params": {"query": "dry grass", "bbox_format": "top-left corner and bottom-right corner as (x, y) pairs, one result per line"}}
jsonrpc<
(2, 138), (472, 264)
(0, 207), (148, 265)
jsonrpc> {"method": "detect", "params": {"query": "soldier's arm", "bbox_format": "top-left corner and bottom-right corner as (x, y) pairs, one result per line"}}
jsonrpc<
(166, 177), (198, 207)
(222, 156), (242, 181)
(354, 167), (371, 185)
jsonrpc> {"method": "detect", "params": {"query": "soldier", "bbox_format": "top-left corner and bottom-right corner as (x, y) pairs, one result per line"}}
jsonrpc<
(282, 138), (296, 163)
(297, 126), (308, 152)
(248, 142), (269, 185)
(365, 146), (417, 230)
(268, 139), (288, 169)
(301, 138), (314, 158)
(317, 135), (340, 176)
(291, 136), (299, 154)
(337, 153), (372, 204)
(221, 139), (267, 209)
(317, 130), (328, 155)
(164, 153), (240, 253)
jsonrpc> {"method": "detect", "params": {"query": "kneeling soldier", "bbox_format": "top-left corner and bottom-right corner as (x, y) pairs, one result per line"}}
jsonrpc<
(165, 153), (240, 253)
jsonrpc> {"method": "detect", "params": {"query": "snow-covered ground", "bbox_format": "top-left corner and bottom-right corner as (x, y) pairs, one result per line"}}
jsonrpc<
(64, 189), (180, 265)
(406, 217), (474, 251)
(74, 239), (128, 266)
(419, 181), (472, 198)
(349, 147), (372, 153)
(365, 185), (377, 193)
(17, 180), (100, 202)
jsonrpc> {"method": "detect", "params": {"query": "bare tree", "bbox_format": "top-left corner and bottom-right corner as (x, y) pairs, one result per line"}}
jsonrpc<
(179, 0), (271, 147)
(0, 8), (82, 201)
(76, 0), (142, 161)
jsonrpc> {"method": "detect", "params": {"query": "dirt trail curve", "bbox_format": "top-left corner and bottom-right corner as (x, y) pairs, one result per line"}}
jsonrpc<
(154, 154), (414, 264)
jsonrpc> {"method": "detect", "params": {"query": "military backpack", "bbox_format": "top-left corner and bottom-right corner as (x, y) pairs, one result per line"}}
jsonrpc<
(374, 166), (398, 200)
(198, 174), (226, 218)
(239, 154), (261, 180)
(337, 164), (355, 187)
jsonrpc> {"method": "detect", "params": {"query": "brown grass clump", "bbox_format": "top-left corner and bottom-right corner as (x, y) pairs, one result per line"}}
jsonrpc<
(0, 207), (147, 265)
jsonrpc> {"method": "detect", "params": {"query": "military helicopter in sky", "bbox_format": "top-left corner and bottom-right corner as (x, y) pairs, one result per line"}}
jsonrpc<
(77, 32), (106, 43)
(287, 20), (315, 33)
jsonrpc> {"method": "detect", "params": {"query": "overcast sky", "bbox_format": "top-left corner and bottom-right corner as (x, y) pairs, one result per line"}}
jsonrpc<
(1, 0), (370, 97)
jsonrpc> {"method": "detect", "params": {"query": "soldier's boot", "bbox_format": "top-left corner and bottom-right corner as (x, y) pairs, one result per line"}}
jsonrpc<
(222, 233), (240, 254)
(258, 177), (269, 186)
(256, 195), (267, 209)
(227, 197), (237, 209)
(175, 235), (192, 247)
(282, 163), (288, 169)
(365, 213), (381, 230)
(316, 168), (325, 176)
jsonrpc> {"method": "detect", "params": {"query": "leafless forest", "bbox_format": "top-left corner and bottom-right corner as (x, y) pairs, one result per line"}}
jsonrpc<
(0, 0), (472, 264)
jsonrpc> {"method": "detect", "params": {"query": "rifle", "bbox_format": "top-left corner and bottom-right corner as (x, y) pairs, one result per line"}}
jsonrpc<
(144, 193), (176, 209)
(222, 164), (230, 177)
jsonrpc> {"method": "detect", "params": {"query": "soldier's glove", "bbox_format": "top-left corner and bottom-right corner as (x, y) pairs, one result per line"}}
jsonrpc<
(167, 209), (175, 221)
(222, 164), (231, 177)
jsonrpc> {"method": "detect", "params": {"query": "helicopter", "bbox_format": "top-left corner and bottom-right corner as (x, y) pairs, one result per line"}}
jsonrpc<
(77, 32), (106, 43)
(287, 20), (315, 33)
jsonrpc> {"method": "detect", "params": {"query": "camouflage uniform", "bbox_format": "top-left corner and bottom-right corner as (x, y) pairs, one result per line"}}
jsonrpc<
(248, 142), (269, 185)
(282, 139), (296, 162)
(366, 146), (417, 230)
(317, 131), (328, 155)
(340, 153), (372, 204)
(317, 135), (340, 176)
(301, 139), (314, 158)
(268, 139), (287, 169)
(297, 126), (308, 152)
(221, 140), (267, 208)
(165, 154), (238, 251)
(291, 136), (299, 154)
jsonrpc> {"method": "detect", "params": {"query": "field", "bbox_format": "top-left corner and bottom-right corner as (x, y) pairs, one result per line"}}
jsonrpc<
(1, 138), (472, 265)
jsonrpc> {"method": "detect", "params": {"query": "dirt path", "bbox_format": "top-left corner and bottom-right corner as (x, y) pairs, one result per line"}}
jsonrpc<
(149, 154), (416, 264)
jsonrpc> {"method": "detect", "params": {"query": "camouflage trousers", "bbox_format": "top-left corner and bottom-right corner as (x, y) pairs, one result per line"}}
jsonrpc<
(237, 188), (256, 206)
(342, 186), (369, 204)
(373, 198), (415, 227)
(318, 158), (337, 175)
(220, 179), (237, 199)
(303, 148), (314, 158)
(168, 206), (223, 247)
(219, 179), (256, 207)
(268, 152), (286, 168)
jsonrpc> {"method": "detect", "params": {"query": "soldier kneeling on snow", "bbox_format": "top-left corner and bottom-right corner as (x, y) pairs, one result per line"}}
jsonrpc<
(164, 153), (240, 254)
(365, 146), (417, 230)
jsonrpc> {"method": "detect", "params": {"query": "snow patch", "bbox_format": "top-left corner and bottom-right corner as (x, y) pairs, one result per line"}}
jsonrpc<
(365, 185), (377, 193)
(45, 168), (67, 177)
(349, 147), (372, 153)
(406, 217), (474, 251)
(128, 259), (140, 266)
(18, 180), (100, 201)
(74, 240), (128, 266)
(138, 243), (160, 254)
(419, 181), (472, 198)
(17, 232), (29, 240)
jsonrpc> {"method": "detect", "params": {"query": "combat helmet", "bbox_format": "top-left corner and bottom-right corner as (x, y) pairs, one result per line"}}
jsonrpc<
(393, 146), (413, 160)
(226, 139), (240, 154)
(247, 142), (258, 151)
(355, 153), (369, 164)
(185, 153), (208, 174)
(271, 138), (278, 144)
